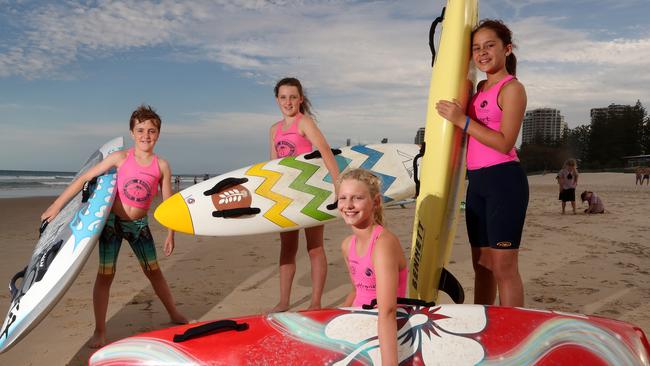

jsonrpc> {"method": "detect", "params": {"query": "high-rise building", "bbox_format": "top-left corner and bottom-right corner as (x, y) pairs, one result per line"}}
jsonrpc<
(590, 104), (629, 123)
(522, 108), (567, 144)
(414, 127), (425, 145)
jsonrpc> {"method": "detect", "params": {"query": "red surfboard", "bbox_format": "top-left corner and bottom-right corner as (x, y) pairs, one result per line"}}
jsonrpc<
(90, 304), (650, 365)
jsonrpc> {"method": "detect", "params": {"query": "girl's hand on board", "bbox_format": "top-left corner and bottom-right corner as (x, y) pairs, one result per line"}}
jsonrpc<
(435, 99), (465, 128)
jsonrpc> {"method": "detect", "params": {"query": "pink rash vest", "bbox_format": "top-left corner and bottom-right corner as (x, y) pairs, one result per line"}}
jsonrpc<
(116, 148), (160, 210)
(273, 113), (313, 158)
(347, 225), (408, 307)
(466, 75), (520, 170)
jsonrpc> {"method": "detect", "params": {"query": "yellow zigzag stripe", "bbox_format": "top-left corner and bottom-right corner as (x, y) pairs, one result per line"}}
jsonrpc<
(246, 162), (297, 228)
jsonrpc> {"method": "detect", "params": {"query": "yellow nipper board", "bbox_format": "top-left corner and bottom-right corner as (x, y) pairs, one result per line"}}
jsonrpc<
(408, 0), (478, 303)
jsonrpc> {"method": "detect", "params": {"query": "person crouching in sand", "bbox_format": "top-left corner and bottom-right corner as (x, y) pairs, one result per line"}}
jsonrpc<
(580, 190), (605, 214)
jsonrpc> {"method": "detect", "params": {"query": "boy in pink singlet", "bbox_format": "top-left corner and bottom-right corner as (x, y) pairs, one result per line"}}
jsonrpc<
(338, 168), (408, 365)
(41, 105), (188, 348)
(268, 77), (340, 312)
(436, 19), (529, 307)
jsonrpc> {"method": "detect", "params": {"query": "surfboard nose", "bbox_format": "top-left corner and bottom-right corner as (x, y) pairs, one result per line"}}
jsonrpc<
(154, 193), (194, 235)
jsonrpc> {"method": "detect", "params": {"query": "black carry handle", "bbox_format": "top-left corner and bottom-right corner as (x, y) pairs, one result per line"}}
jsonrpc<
(413, 142), (425, 197)
(212, 207), (261, 218)
(173, 319), (249, 343)
(39, 219), (49, 238)
(429, 7), (446, 67)
(362, 297), (436, 310)
(35, 240), (64, 282)
(9, 267), (27, 301)
(204, 177), (249, 196)
(326, 201), (337, 210)
(82, 176), (98, 203)
(304, 148), (342, 160)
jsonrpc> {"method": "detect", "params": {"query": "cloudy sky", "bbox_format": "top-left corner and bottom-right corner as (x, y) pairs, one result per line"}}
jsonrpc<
(1, 0), (648, 174)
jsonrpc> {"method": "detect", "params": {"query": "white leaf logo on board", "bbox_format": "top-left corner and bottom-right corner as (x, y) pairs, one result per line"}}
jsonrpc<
(218, 189), (246, 204)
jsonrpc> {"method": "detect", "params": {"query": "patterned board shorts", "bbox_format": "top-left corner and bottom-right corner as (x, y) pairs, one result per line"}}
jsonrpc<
(98, 213), (159, 275)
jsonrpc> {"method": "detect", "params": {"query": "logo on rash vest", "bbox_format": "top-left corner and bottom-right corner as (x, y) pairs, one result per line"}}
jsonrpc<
(480, 100), (488, 108)
(496, 241), (512, 248)
(275, 141), (296, 158)
(123, 178), (152, 203)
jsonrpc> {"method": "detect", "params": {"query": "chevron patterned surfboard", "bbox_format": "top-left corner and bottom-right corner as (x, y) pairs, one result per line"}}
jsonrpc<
(155, 144), (419, 236)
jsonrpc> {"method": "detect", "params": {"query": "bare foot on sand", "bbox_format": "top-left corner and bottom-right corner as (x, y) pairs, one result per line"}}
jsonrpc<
(269, 302), (290, 313)
(88, 330), (106, 349)
(307, 303), (321, 311)
(170, 312), (189, 325)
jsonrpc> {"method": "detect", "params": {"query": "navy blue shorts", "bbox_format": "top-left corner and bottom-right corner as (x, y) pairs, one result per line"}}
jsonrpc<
(465, 161), (529, 249)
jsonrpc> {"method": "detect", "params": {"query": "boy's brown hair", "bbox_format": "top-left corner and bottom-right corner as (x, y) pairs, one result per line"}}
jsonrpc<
(130, 104), (161, 131)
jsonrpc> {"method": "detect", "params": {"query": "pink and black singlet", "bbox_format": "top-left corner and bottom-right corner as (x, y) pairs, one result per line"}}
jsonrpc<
(116, 149), (160, 210)
(273, 113), (313, 158)
(347, 225), (408, 307)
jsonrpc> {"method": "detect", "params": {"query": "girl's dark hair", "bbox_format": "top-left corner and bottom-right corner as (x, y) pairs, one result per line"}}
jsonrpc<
(274, 77), (314, 117)
(472, 19), (517, 76)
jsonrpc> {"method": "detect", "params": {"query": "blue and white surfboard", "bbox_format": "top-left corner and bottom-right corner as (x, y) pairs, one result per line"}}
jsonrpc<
(0, 137), (123, 353)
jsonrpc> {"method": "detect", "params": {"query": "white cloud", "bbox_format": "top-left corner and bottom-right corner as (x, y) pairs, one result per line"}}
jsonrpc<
(1, 0), (649, 171)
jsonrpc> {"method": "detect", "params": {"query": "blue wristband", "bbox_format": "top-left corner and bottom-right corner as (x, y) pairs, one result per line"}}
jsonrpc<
(463, 116), (470, 133)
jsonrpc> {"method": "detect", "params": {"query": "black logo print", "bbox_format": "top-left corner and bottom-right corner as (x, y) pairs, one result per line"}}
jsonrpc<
(275, 141), (296, 158)
(480, 100), (488, 108)
(123, 178), (152, 203)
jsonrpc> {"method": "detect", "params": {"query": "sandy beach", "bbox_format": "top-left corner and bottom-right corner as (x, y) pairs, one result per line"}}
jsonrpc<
(0, 172), (649, 365)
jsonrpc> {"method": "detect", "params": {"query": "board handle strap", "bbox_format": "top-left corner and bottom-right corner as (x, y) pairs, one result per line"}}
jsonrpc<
(9, 267), (27, 301)
(204, 177), (249, 196)
(303, 148), (342, 160)
(429, 6), (446, 67)
(39, 219), (49, 237)
(173, 319), (249, 343)
(362, 297), (436, 310)
(212, 207), (261, 218)
(413, 142), (425, 197)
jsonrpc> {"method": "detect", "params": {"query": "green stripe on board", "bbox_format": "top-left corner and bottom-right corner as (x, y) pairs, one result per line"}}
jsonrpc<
(279, 157), (336, 221)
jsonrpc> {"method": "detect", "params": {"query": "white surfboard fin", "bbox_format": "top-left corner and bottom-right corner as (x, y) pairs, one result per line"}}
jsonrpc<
(439, 267), (464, 304)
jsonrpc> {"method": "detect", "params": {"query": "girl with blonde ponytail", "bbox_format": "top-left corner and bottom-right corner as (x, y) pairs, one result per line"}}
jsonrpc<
(337, 168), (408, 365)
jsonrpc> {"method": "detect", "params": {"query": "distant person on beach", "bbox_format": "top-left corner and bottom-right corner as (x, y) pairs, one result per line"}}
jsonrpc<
(636, 167), (649, 185)
(337, 168), (407, 365)
(556, 159), (579, 214)
(581, 190), (605, 214)
(435, 19), (528, 307)
(268, 77), (339, 312)
(41, 105), (188, 348)
(193, 176), (198, 184)
(174, 175), (181, 190)
(203, 174), (209, 181)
